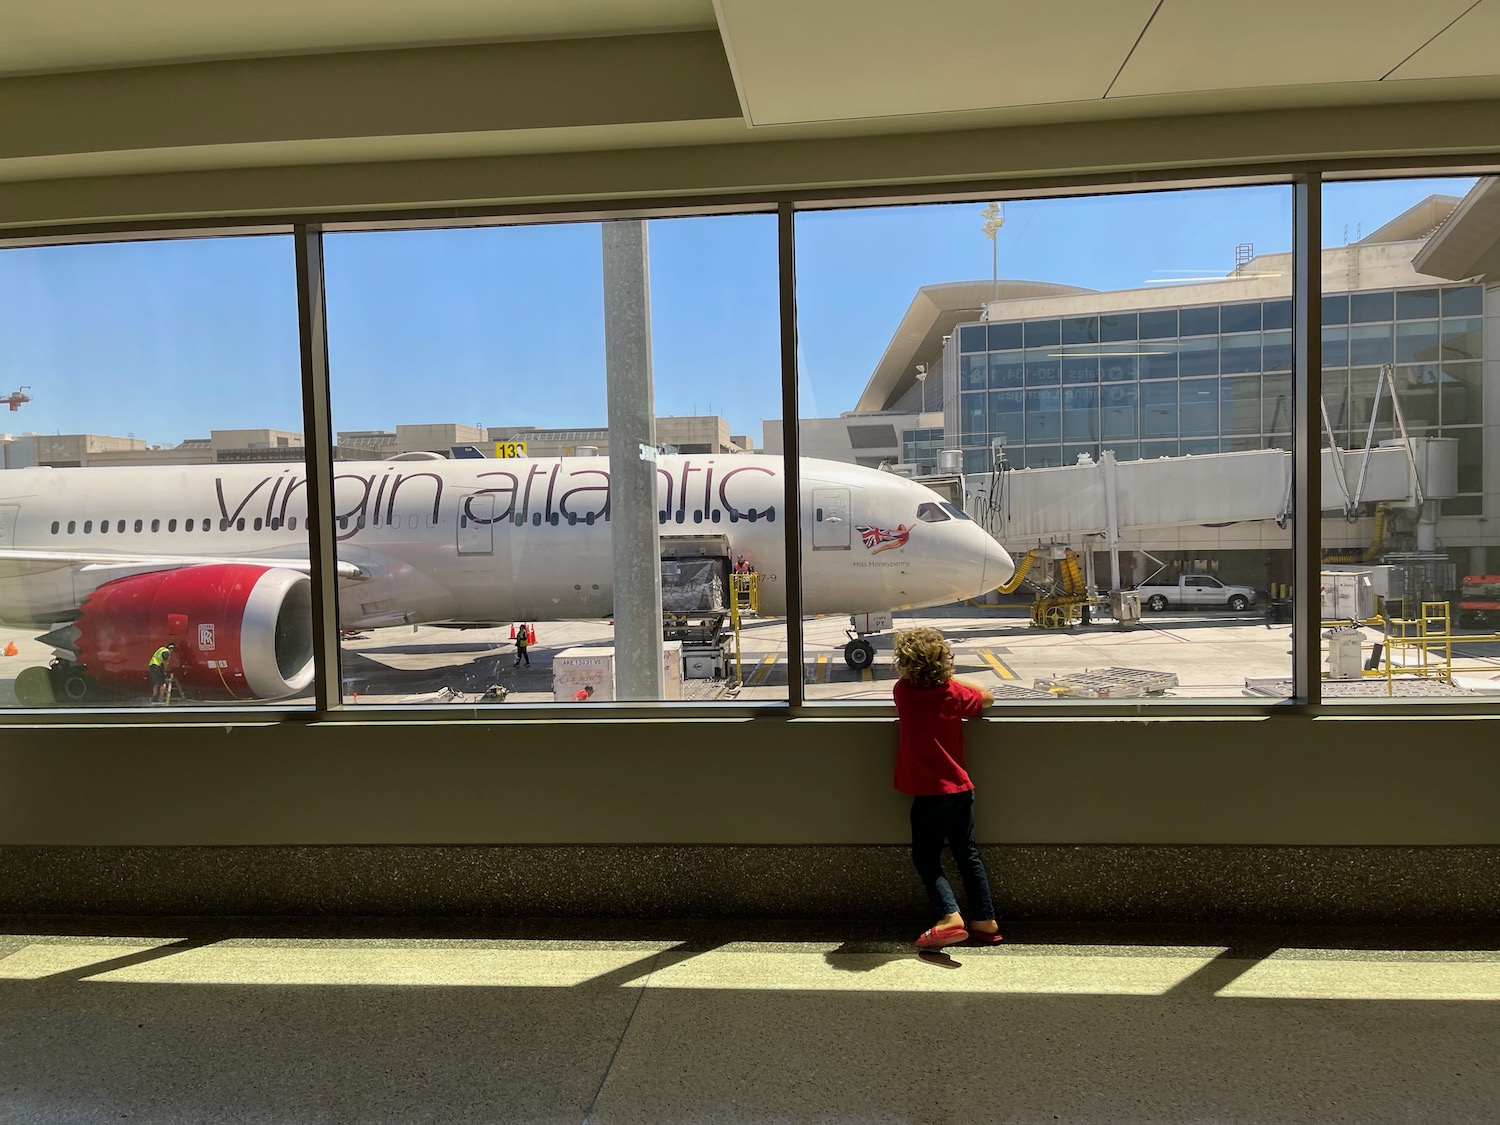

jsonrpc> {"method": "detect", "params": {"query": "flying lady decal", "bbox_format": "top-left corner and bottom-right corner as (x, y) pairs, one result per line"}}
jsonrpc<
(857, 523), (911, 554)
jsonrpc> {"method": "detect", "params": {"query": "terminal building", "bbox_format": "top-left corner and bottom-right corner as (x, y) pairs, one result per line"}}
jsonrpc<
(834, 184), (1497, 588)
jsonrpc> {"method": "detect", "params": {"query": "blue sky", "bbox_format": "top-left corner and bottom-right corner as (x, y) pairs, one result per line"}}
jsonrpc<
(0, 176), (1478, 448)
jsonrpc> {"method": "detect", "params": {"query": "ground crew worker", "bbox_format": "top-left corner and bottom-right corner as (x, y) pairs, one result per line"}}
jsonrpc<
(148, 642), (176, 703)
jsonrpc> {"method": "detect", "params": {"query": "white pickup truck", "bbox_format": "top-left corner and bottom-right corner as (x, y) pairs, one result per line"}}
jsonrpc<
(1136, 574), (1258, 612)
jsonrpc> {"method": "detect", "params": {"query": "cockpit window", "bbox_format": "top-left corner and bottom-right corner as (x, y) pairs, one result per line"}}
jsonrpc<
(916, 502), (950, 523)
(940, 502), (971, 521)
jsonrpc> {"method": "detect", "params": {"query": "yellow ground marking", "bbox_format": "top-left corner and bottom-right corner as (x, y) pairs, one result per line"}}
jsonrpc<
(748, 654), (777, 685)
(977, 649), (1018, 680)
(814, 654), (829, 683)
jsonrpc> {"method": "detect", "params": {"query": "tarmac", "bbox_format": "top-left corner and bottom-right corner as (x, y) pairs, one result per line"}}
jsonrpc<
(6, 604), (1500, 707)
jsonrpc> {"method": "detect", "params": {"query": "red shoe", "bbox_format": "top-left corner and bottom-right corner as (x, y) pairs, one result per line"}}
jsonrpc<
(915, 925), (968, 949)
(967, 929), (1003, 945)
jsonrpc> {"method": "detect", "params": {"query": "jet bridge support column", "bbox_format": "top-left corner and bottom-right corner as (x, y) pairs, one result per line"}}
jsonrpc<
(1103, 449), (1121, 593)
(603, 221), (665, 701)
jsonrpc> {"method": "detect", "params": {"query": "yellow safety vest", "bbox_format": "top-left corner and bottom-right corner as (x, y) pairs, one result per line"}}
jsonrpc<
(149, 646), (172, 668)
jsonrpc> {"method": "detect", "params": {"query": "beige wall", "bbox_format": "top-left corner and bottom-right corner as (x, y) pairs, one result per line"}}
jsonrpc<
(1, 714), (1496, 847)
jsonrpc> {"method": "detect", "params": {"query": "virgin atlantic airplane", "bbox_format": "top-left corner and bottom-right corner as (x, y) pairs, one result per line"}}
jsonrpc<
(0, 454), (1015, 703)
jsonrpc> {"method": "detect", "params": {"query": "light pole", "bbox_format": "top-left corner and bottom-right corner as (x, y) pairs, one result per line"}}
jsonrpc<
(980, 202), (1004, 305)
(915, 364), (928, 415)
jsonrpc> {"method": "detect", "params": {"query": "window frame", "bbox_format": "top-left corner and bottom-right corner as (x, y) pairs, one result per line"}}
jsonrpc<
(1, 164), (1494, 721)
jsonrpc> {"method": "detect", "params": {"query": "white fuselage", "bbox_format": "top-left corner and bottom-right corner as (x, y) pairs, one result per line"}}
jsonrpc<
(0, 455), (1015, 629)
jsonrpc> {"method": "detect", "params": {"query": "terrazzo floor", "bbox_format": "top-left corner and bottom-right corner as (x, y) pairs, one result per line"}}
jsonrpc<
(0, 917), (1495, 1124)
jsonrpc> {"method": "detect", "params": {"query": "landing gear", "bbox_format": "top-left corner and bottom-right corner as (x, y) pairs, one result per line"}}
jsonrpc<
(48, 661), (93, 704)
(843, 638), (875, 671)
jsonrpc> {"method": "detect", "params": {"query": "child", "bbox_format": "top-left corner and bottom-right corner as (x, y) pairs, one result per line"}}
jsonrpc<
(891, 627), (1002, 950)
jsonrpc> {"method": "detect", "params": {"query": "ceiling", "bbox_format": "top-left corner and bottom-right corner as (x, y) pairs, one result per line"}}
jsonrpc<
(1, 0), (1498, 213)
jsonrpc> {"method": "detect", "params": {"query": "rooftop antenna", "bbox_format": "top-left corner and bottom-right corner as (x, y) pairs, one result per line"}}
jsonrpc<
(980, 202), (1005, 306)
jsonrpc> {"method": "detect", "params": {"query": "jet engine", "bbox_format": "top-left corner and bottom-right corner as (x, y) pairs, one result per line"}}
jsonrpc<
(67, 564), (315, 701)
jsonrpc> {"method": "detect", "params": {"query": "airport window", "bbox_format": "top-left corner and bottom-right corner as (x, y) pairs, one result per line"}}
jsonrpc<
(1139, 309), (1178, 339)
(1262, 299), (1293, 330)
(1062, 316), (1098, 345)
(1397, 289), (1441, 319)
(1177, 337), (1219, 378)
(0, 232), (311, 711)
(67, 521), (76, 534)
(1262, 331), (1293, 373)
(1396, 320), (1441, 364)
(1023, 318), (1061, 347)
(989, 351), (1023, 388)
(327, 209), (782, 704)
(1350, 290), (1395, 324)
(987, 322), (1022, 350)
(1139, 348), (1178, 380)
(2, 172), (1491, 717)
(1220, 303), (1261, 333)
(1178, 306), (1218, 337)
(1323, 326), (1349, 367)
(1024, 348), (1060, 385)
(1442, 285), (1482, 317)
(1349, 324), (1394, 366)
(1443, 318), (1482, 360)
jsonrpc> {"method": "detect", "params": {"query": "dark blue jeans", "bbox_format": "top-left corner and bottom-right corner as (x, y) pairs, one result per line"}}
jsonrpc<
(909, 790), (995, 921)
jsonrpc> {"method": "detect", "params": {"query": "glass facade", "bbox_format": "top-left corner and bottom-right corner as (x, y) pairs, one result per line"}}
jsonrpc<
(957, 286), (1484, 480)
(901, 427), (944, 474)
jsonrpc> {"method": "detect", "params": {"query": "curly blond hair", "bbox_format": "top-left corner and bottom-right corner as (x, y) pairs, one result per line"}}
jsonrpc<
(892, 627), (953, 688)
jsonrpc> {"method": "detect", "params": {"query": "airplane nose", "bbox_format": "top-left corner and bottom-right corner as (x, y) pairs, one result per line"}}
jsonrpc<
(981, 533), (1016, 592)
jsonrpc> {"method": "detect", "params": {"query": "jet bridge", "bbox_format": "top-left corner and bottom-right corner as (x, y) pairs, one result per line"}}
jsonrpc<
(967, 437), (1458, 608)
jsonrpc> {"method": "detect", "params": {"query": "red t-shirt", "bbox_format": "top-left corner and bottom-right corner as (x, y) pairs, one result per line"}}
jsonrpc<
(892, 678), (986, 795)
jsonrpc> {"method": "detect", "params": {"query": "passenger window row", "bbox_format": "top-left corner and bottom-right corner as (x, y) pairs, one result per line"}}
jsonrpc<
(49, 516), (303, 535)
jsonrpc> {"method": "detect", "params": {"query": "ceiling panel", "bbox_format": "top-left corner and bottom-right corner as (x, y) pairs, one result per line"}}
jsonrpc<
(1110, 0), (1477, 98)
(716, 0), (1158, 126)
(0, 0), (715, 76)
(1388, 0), (1500, 81)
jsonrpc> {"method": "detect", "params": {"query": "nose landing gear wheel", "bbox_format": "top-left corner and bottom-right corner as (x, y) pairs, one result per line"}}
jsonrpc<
(844, 638), (875, 671)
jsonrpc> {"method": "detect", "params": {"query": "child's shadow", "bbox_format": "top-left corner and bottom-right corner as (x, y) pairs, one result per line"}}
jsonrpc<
(819, 942), (963, 971)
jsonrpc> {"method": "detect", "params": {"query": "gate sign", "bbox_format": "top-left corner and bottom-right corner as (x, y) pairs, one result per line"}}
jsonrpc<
(494, 441), (529, 458)
(198, 623), (216, 651)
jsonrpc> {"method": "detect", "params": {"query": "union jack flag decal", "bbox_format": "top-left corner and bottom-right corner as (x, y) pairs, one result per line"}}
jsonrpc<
(857, 523), (911, 554)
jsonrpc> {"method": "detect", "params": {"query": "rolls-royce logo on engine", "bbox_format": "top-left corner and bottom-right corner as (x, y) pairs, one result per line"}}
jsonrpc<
(198, 623), (216, 651)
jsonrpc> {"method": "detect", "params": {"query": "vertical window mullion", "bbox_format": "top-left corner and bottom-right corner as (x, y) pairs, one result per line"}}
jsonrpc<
(1293, 175), (1323, 706)
(294, 223), (343, 715)
(779, 202), (805, 709)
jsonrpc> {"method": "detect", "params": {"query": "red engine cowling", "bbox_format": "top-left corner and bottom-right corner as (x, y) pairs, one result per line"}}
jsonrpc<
(74, 564), (315, 700)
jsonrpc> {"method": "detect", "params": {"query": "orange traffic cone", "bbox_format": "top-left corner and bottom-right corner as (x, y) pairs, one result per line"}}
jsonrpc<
(527, 627), (537, 645)
(2, 641), (16, 657)
(508, 623), (515, 639)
